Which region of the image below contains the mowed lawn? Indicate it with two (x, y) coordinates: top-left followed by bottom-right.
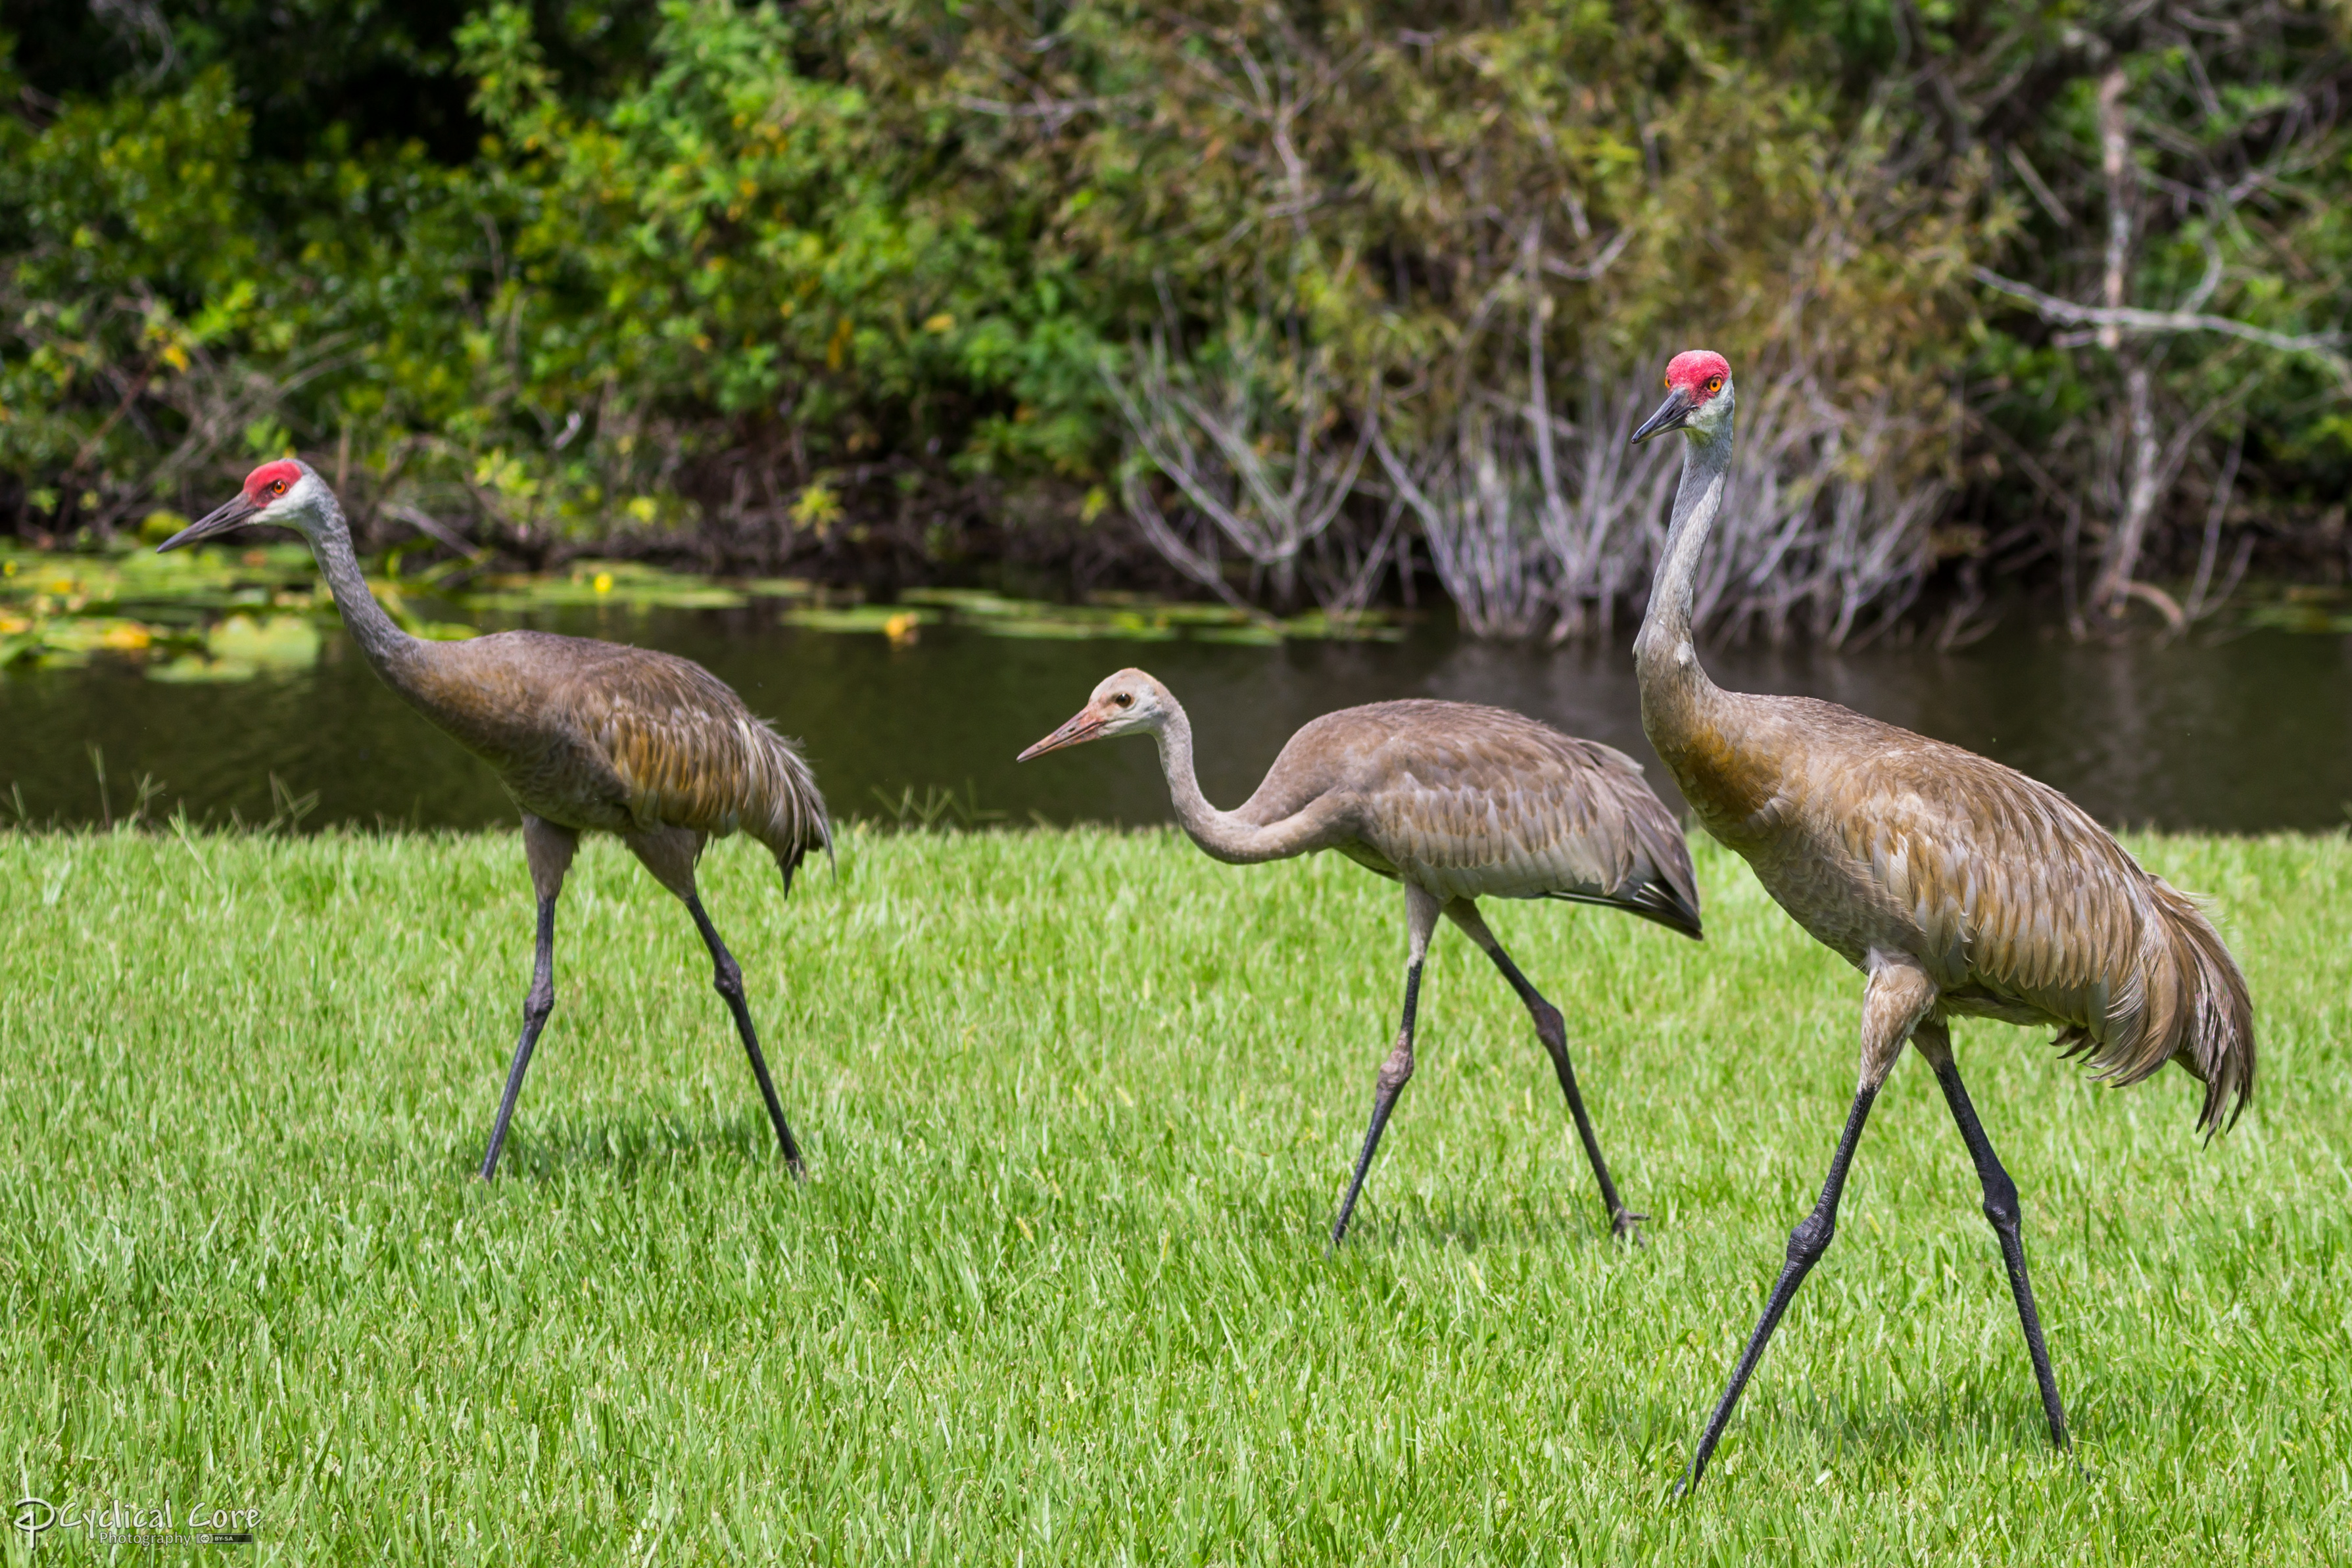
(1, 825), (2346, 1564)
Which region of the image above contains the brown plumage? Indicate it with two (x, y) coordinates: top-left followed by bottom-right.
(1019, 670), (1701, 1245)
(1629, 350), (2253, 1490)
(162, 460), (830, 1178)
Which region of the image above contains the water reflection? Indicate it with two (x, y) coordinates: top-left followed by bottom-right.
(3, 606), (2346, 834)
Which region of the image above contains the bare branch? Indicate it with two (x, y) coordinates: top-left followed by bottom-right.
(1972, 267), (2352, 389)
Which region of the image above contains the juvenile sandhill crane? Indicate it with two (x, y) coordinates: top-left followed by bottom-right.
(161, 460), (830, 1179)
(1629, 350), (2254, 1489)
(1019, 672), (1702, 1244)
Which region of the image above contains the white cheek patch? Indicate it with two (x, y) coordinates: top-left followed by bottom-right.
(260, 474), (318, 522)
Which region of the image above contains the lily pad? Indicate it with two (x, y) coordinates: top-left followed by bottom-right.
(894, 586), (1403, 643)
(975, 616), (1179, 642)
(780, 604), (942, 635)
(149, 613), (322, 682)
(463, 559), (750, 612)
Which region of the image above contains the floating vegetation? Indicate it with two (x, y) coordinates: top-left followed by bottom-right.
(1, 538), (1404, 680)
(738, 577), (815, 600)
(780, 603), (943, 637)
(2242, 586), (2352, 635)
(0, 540), (460, 677)
(149, 614), (325, 682)
(462, 559), (753, 612)
(366, 582), (479, 643)
(897, 586), (1404, 642)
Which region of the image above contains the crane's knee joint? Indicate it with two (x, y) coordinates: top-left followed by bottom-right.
(1376, 1046), (1414, 1097)
(522, 984), (554, 1028)
(1787, 1210), (1836, 1266)
(711, 959), (744, 1002)
(1980, 1170), (2021, 1233)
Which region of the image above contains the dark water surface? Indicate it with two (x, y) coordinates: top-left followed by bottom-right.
(5, 606), (2350, 834)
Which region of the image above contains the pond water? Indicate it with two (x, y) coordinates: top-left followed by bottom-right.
(5, 598), (2350, 836)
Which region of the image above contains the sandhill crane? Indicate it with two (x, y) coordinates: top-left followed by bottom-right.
(1629, 350), (2255, 1489)
(160, 460), (830, 1179)
(1018, 672), (1702, 1244)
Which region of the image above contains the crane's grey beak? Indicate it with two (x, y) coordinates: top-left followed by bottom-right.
(156, 492), (262, 553)
(1017, 705), (1109, 761)
(1631, 386), (1694, 445)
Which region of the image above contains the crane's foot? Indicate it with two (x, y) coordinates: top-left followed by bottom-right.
(1610, 1207), (1649, 1243)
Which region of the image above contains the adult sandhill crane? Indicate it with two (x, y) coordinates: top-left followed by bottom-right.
(1629, 350), (2254, 1489)
(1018, 671), (1702, 1244)
(160, 459), (830, 1179)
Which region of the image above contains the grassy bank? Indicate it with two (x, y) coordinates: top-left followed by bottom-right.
(1, 826), (2346, 1563)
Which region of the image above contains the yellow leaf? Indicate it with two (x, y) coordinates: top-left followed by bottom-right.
(789, 483), (842, 534)
(923, 313), (955, 334)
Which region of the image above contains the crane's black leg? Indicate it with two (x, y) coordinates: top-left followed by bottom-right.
(1332, 966), (1420, 1248)
(1447, 901), (1641, 1240)
(1332, 886), (1441, 1248)
(1917, 1025), (2071, 1452)
(1683, 1081), (1878, 1491)
(482, 815), (577, 1180)
(685, 893), (805, 1177)
(1681, 961), (1933, 1493)
(481, 895), (558, 1179)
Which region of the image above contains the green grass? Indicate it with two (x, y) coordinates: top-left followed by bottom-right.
(2, 826), (2347, 1563)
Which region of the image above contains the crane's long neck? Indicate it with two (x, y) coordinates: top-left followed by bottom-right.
(1633, 421), (1733, 734)
(1152, 700), (1312, 865)
(304, 496), (428, 684)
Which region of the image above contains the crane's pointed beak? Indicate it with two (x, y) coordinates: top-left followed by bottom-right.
(1017, 705), (1110, 762)
(156, 493), (262, 553)
(1631, 386), (1694, 445)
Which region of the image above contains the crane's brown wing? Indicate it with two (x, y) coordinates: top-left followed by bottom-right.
(1262, 701), (1700, 934)
(1801, 721), (2247, 1120)
(558, 645), (831, 876)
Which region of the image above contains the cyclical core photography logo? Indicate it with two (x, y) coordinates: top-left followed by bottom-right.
(14, 1494), (258, 1549)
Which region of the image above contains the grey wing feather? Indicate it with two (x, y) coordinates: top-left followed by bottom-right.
(564, 649), (833, 880)
(1295, 701), (1701, 937)
(1812, 734), (2250, 1128)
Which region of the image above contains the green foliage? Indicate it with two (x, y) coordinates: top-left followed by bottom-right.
(0, 1), (2343, 616)
(0, 825), (2345, 1558)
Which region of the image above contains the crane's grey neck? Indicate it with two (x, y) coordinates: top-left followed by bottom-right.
(303, 492), (422, 676)
(1151, 700), (1291, 864)
(1633, 419), (1733, 699)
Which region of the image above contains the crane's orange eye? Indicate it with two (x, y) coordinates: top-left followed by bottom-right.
(1707, 376), (1723, 392)
(272, 480), (286, 494)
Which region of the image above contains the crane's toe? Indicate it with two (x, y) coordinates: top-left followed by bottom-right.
(1611, 1207), (1649, 1244)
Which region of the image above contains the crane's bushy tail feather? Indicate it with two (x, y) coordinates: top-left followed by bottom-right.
(2154, 878), (2254, 1134)
(1546, 881), (1704, 939)
(1621, 789), (1704, 939)
(2057, 874), (2253, 1135)
(741, 720), (832, 895)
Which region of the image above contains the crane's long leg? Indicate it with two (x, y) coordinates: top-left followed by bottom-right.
(1681, 959), (1935, 1492)
(1332, 884), (1442, 1248)
(625, 828), (805, 1177)
(684, 893), (805, 1177)
(1445, 900), (1642, 1240)
(1913, 1022), (2071, 1452)
(481, 816), (577, 1180)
